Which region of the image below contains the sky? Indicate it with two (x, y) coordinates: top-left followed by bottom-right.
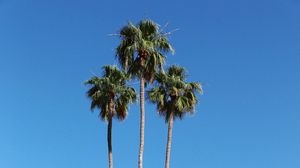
(0, 0), (300, 167)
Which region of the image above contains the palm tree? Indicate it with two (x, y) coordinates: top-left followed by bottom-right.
(85, 65), (137, 168)
(116, 19), (174, 168)
(147, 65), (202, 168)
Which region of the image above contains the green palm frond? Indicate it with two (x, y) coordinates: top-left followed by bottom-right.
(187, 82), (203, 94)
(168, 65), (186, 80)
(154, 36), (174, 54)
(138, 20), (158, 40)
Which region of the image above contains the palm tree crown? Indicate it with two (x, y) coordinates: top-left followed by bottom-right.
(116, 19), (174, 82)
(148, 65), (202, 122)
(85, 65), (137, 120)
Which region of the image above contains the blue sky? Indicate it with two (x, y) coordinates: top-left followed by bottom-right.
(1, 0), (300, 167)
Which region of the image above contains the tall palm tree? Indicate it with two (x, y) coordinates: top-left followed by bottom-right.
(85, 65), (137, 168)
(116, 19), (174, 168)
(147, 65), (202, 168)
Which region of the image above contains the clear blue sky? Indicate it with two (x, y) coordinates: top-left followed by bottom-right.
(1, 0), (300, 167)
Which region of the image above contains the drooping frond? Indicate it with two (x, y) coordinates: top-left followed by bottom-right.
(153, 35), (174, 54)
(187, 82), (203, 94)
(116, 22), (141, 71)
(115, 87), (137, 121)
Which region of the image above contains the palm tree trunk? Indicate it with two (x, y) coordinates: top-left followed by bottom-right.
(138, 76), (145, 168)
(108, 101), (113, 168)
(165, 113), (174, 168)
(108, 117), (113, 168)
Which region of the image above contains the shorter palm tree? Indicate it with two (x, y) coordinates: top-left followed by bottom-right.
(147, 65), (202, 168)
(85, 65), (137, 168)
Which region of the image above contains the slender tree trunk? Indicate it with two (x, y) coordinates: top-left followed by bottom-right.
(108, 100), (114, 168)
(165, 113), (174, 168)
(108, 117), (113, 168)
(138, 76), (145, 168)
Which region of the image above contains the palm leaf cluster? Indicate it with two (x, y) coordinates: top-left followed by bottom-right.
(85, 65), (137, 120)
(116, 20), (174, 82)
(148, 65), (202, 122)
